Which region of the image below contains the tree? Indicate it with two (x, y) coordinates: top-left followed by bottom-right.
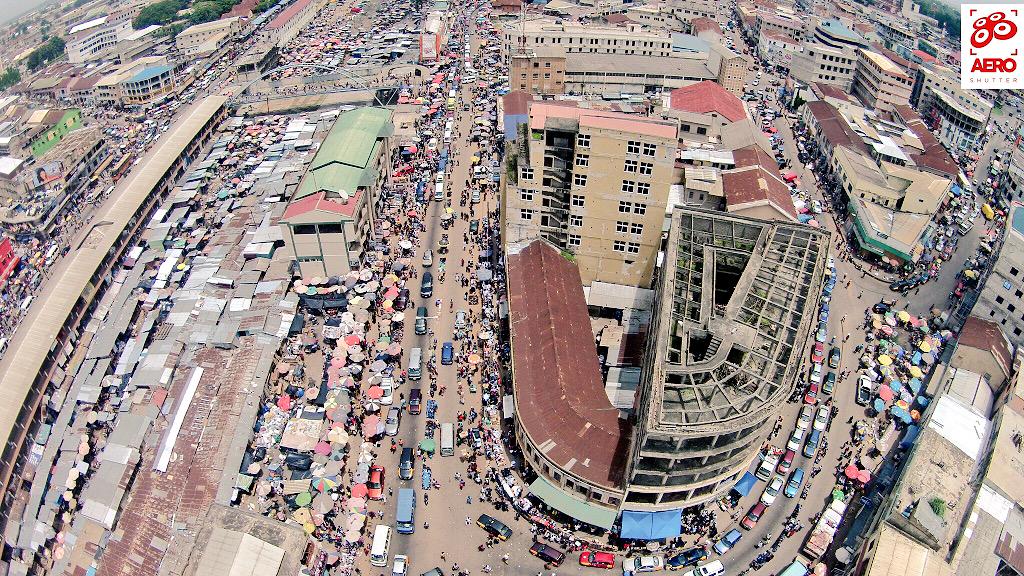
(133, 0), (188, 29)
(0, 68), (21, 91)
(26, 37), (65, 71)
(916, 0), (960, 40)
(253, 0), (277, 14)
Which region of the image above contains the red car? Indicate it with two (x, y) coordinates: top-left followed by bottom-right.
(804, 382), (819, 405)
(579, 551), (616, 569)
(777, 449), (795, 475)
(741, 502), (766, 530)
(811, 342), (825, 363)
(367, 465), (385, 500)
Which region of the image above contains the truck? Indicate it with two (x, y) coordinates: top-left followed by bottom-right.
(802, 497), (848, 559)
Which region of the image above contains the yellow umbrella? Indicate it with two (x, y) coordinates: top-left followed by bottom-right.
(909, 366), (923, 378)
(897, 310), (911, 322)
(919, 341), (932, 353)
(877, 355), (893, 366)
(304, 522), (316, 534)
(871, 318), (882, 329)
(292, 508), (313, 524)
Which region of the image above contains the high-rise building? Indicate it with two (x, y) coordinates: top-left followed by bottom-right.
(911, 65), (993, 153)
(973, 202), (1024, 348)
(504, 102), (679, 290)
(791, 18), (868, 91)
(626, 208), (829, 508)
(852, 49), (914, 112)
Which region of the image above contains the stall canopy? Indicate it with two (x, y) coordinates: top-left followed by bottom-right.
(732, 471), (758, 497)
(619, 509), (683, 540)
(528, 477), (616, 530)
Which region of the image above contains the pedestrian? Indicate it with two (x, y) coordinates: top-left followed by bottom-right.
(466, 516), (471, 525)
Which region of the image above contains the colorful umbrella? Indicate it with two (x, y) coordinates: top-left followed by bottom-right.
(897, 310), (911, 322)
(873, 398), (886, 412)
(295, 492), (313, 506)
(857, 469), (872, 483)
(367, 386), (384, 399)
(277, 395), (292, 411)
(909, 366), (923, 378)
(919, 341), (932, 353)
(314, 442), (333, 456)
(362, 415), (381, 438)
(844, 464), (860, 479)
(313, 476), (338, 492)
(419, 438), (436, 453)
(351, 484), (369, 498)
(877, 355), (893, 366)
(878, 386), (894, 402)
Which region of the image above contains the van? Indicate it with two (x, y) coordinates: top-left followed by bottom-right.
(414, 307), (428, 335)
(409, 388), (422, 414)
(756, 453), (779, 481)
(399, 447), (415, 480)
(440, 422), (455, 456)
(409, 348), (423, 380)
(420, 272), (433, 298)
(396, 488), (416, 533)
(682, 560), (725, 576)
(370, 525), (391, 566)
(803, 429), (822, 458)
(434, 182), (444, 201)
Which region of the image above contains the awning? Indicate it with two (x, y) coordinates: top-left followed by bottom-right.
(502, 394), (514, 419)
(732, 471), (758, 497)
(528, 477), (616, 529)
(619, 509), (682, 540)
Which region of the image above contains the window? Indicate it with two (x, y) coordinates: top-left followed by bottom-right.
(570, 214), (583, 227)
(639, 162), (654, 175)
(294, 224), (317, 235)
(997, 295), (1005, 304)
(696, 127), (707, 135)
(576, 154), (590, 167)
(1011, 304), (1018, 313)
(520, 209), (534, 220)
(520, 189), (534, 201)
(627, 140), (641, 154)
(573, 173), (588, 186)
(577, 133), (591, 148)
(637, 182), (651, 195)
(616, 221), (629, 233)
(543, 73), (551, 79)
(544, 61), (551, 68)
(634, 203), (647, 215)
(568, 234), (581, 247)
(624, 159), (638, 172)
(521, 166), (534, 180)
(613, 240), (627, 252)
(627, 242), (641, 254)
(319, 223), (343, 234)
(622, 180), (635, 194)
(619, 201), (632, 213)
(1013, 267), (1020, 277)
(571, 194), (585, 207)
(630, 223), (643, 235)
(642, 142), (656, 156)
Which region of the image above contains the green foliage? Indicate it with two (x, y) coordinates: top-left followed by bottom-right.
(156, 22), (188, 38)
(189, 0), (240, 24)
(0, 68), (21, 91)
(26, 37), (66, 71)
(929, 497), (947, 518)
(254, 0), (278, 13)
(916, 0), (960, 39)
(918, 39), (938, 57)
(133, 0), (188, 29)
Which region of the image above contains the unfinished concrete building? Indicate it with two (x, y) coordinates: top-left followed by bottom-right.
(625, 208), (829, 509)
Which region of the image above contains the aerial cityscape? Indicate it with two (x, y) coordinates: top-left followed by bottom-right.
(0, 0), (1014, 575)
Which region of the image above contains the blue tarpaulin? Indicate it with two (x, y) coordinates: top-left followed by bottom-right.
(732, 471), (757, 497)
(899, 424), (921, 449)
(619, 509), (682, 540)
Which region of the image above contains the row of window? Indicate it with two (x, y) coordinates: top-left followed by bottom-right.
(626, 140), (658, 157)
(613, 240), (642, 253)
(519, 211), (644, 237)
(624, 159), (654, 174)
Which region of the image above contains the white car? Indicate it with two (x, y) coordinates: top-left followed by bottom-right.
(810, 363), (823, 384)
(786, 428), (805, 452)
(761, 474), (784, 506)
(379, 377), (394, 406)
(813, 406), (830, 431)
(623, 555), (665, 573)
(422, 249), (433, 268)
(385, 407), (401, 436)
(796, 406), (813, 431)
(393, 555), (408, 576)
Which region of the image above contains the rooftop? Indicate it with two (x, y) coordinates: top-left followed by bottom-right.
(820, 17), (864, 43)
(721, 165), (798, 221)
(294, 107), (392, 200)
(860, 49), (905, 76)
(0, 156), (24, 177)
(955, 316), (1013, 382)
(128, 65), (172, 85)
(507, 239), (631, 490)
(668, 81), (747, 123)
(281, 190), (363, 222)
(529, 101), (678, 140)
(648, 209), (827, 431)
(268, 0), (312, 30)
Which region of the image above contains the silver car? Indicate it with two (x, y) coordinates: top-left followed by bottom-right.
(385, 407), (401, 436)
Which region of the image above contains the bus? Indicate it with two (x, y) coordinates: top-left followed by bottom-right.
(370, 525), (391, 567)
(396, 488), (416, 534)
(111, 154), (134, 181)
(440, 423), (455, 457)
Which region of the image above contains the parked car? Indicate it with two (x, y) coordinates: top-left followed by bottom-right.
(814, 406), (830, 431)
(777, 449), (795, 475)
(761, 474), (784, 506)
(786, 429), (805, 452)
(385, 407), (401, 436)
(367, 465), (385, 499)
(530, 543), (565, 565)
(441, 342), (454, 365)
(741, 503), (765, 530)
(804, 382), (819, 405)
(803, 429), (822, 458)
(420, 271), (434, 298)
(681, 561), (725, 576)
(665, 548), (708, 571)
(811, 342), (825, 363)
(393, 555), (408, 576)
(476, 514), (512, 540)
(395, 289), (410, 310)
(809, 363), (823, 384)
(796, 406), (813, 430)
(422, 249), (433, 268)
(856, 375), (873, 405)
(623, 556), (664, 573)
(785, 468), (805, 498)
(713, 530), (742, 555)
(579, 551), (616, 569)
(415, 307), (428, 335)
(823, 371), (837, 395)
(828, 347), (841, 369)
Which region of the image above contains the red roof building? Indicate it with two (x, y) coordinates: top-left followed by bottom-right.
(690, 17), (722, 37)
(0, 238), (20, 284)
(952, 316), (1014, 388)
(669, 81), (747, 123)
(507, 239), (630, 493)
(721, 165), (797, 222)
(281, 190), (363, 220)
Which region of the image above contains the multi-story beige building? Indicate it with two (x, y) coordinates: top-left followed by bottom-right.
(502, 20), (673, 64)
(509, 49), (566, 94)
(175, 17), (246, 58)
(505, 102), (679, 290)
(911, 64), (992, 152)
(852, 49), (913, 112)
(791, 18), (868, 91)
(974, 202), (1024, 348)
(753, 9), (806, 43)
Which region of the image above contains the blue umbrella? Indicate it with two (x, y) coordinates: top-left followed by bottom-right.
(873, 398), (886, 412)
(908, 378), (922, 394)
(889, 380), (903, 393)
